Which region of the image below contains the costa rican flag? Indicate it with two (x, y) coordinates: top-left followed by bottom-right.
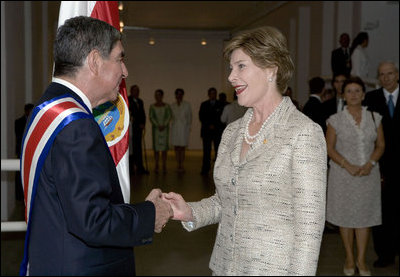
(57, 1), (131, 204)
(19, 95), (92, 276)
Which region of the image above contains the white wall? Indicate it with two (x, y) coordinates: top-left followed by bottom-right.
(124, 29), (230, 150)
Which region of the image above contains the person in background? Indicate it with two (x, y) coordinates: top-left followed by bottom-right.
(302, 76), (327, 133)
(364, 61), (399, 269)
(331, 33), (351, 76)
(283, 86), (300, 110)
(14, 103), (34, 201)
(350, 32), (372, 86)
(220, 92), (248, 126)
(326, 76), (385, 276)
(18, 16), (172, 276)
(170, 88), (192, 173)
(163, 26), (327, 275)
(218, 92), (229, 108)
(128, 84), (149, 175)
(198, 87), (224, 176)
(323, 73), (348, 122)
(149, 89), (172, 174)
(322, 88), (335, 102)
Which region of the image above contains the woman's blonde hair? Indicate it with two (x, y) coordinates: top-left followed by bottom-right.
(224, 26), (294, 94)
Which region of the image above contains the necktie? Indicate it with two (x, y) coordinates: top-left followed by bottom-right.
(337, 98), (344, 111)
(388, 94), (395, 118)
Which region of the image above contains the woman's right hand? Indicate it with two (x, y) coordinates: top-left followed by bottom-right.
(162, 192), (194, 222)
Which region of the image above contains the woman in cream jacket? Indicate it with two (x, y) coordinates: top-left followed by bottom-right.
(164, 26), (327, 276)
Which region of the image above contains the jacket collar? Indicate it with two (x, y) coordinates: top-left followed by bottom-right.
(230, 96), (296, 167)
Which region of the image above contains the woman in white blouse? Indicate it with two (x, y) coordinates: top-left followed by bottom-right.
(170, 88), (192, 172)
(163, 26), (327, 275)
(350, 32), (369, 79)
(350, 32), (376, 89)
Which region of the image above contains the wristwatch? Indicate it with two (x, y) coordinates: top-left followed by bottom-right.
(369, 160), (377, 166)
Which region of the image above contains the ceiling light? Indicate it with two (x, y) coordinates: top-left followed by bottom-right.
(149, 38), (155, 46)
(118, 2), (123, 11)
(201, 38), (207, 46)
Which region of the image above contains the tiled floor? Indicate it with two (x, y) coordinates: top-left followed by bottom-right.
(2, 150), (399, 276)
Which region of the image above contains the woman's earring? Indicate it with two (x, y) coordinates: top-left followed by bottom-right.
(268, 77), (273, 82)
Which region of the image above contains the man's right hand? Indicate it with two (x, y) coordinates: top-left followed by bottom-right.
(145, 189), (173, 233)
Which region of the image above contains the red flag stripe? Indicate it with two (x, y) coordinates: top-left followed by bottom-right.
(91, 1), (119, 30)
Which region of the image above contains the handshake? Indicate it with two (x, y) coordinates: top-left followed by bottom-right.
(145, 189), (194, 233)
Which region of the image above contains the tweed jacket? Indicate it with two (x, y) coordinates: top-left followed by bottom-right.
(183, 97), (327, 275)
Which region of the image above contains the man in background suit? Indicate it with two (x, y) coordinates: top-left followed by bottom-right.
(331, 33), (351, 76)
(19, 16), (172, 275)
(128, 84), (149, 175)
(14, 103), (33, 201)
(303, 76), (327, 133)
(199, 87), (224, 175)
(322, 73), (347, 122)
(364, 61), (399, 268)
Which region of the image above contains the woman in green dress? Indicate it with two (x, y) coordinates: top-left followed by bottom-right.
(149, 89), (172, 173)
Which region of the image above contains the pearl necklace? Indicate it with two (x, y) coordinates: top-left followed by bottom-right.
(244, 110), (271, 145)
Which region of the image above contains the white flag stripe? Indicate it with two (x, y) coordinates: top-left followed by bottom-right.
(57, 1), (96, 27)
(116, 151), (130, 203)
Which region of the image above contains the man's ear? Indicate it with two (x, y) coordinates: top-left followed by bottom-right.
(87, 49), (101, 75)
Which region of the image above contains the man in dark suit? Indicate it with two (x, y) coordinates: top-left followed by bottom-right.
(14, 103), (33, 201)
(364, 61), (399, 268)
(199, 87), (224, 175)
(19, 16), (172, 276)
(302, 77), (327, 133)
(128, 84), (149, 175)
(322, 73), (347, 122)
(331, 33), (351, 76)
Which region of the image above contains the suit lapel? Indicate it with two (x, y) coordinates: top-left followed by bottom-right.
(230, 110), (247, 167)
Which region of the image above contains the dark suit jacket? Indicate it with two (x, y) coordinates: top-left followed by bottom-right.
(302, 96), (326, 133)
(129, 96), (146, 130)
(199, 99), (224, 138)
(26, 82), (155, 276)
(322, 96), (346, 123)
(331, 47), (351, 76)
(363, 88), (400, 182)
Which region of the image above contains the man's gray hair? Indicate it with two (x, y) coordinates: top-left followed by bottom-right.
(54, 16), (122, 78)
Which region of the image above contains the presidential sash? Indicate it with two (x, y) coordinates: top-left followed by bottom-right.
(19, 94), (92, 276)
